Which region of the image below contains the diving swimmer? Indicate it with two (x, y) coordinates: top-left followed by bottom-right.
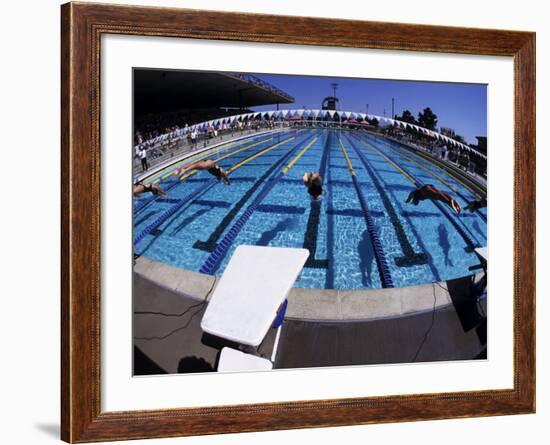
(175, 159), (230, 185)
(464, 197), (487, 212)
(303, 171), (323, 200)
(133, 181), (167, 197)
(406, 184), (461, 214)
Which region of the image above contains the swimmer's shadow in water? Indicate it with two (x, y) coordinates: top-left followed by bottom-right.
(394, 252), (430, 267)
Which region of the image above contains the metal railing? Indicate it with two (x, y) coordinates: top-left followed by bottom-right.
(134, 109), (487, 177)
(133, 121), (289, 176)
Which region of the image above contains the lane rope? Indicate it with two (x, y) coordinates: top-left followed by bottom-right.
(364, 133), (487, 222)
(351, 133), (480, 251)
(199, 134), (318, 275)
(338, 137), (394, 288)
(134, 135), (300, 247)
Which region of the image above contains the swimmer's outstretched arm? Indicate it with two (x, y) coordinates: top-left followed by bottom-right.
(174, 160), (207, 177)
(175, 163), (195, 174)
(435, 189), (452, 202)
(152, 185), (167, 197)
(184, 161), (202, 170)
(434, 191), (461, 214)
(220, 169), (231, 185)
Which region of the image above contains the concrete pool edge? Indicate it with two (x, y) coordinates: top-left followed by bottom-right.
(134, 257), (484, 322)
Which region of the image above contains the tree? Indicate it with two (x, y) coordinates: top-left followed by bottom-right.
(417, 107), (438, 130)
(453, 134), (466, 144)
(398, 109), (417, 125)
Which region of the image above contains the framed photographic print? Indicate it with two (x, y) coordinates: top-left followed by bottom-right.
(61, 2), (535, 442)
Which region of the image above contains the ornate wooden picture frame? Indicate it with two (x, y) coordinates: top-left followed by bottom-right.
(61, 2), (535, 442)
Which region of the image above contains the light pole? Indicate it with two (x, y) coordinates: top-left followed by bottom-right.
(331, 83), (338, 105)
(330, 83), (339, 128)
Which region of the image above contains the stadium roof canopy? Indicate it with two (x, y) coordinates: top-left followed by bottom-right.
(134, 69), (295, 116)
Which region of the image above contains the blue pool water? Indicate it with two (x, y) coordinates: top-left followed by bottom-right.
(134, 129), (487, 290)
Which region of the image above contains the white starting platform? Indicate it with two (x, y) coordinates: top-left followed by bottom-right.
(475, 247), (488, 262)
(217, 347), (273, 372)
(475, 246), (488, 270)
(201, 245), (309, 348)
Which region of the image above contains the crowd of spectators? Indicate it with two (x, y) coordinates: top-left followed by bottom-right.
(379, 125), (487, 179)
(134, 109), (242, 145)
(133, 116), (283, 172)
(134, 111), (487, 180)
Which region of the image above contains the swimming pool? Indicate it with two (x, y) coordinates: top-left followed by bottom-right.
(133, 128), (487, 290)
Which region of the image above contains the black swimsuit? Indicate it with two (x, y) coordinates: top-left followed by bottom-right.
(142, 183), (161, 196)
(207, 166), (222, 179)
(308, 182), (323, 199)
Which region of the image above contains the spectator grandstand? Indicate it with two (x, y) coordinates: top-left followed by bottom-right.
(133, 69), (295, 173)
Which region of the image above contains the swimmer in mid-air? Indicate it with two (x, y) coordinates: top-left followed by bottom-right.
(133, 181), (167, 197)
(464, 196), (487, 212)
(406, 184), (461, 214)
(303, 171), (323, 200)
(175, 159), (230, 185)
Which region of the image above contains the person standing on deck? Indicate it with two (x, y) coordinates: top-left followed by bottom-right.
(138, 146), (149, 172)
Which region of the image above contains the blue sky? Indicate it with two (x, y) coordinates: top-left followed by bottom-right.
(250, 73), (487, 145)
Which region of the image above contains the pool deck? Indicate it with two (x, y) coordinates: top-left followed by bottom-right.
(133, 257), (487, 374)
